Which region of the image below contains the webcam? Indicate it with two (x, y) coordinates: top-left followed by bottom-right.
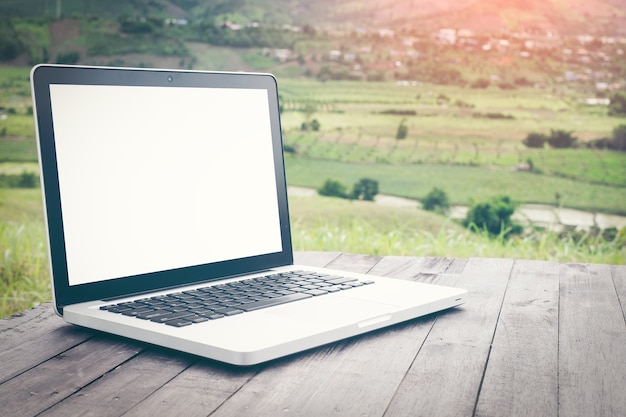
(167, 75), (173, 83)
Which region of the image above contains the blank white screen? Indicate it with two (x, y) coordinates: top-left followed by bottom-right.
(50, 84), (283, 286)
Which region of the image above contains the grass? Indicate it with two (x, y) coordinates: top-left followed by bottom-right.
(285, 157), (626, 215)
(0, 221), (50, 318)
(2, 190), (623, 319)
(0, 188), (48, 318)
(1, 71), (625, 318)
(289, 194), (626, 264)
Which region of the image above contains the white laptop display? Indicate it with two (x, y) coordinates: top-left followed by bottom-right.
(31, 64), (466, 366)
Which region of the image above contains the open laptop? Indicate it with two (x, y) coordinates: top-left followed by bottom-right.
(30, 64), (466, 366)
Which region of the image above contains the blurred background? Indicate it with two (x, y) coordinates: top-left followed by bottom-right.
(1, 0), (625, 317)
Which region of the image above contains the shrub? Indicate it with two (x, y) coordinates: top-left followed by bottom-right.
(318, 179), (348, 199)
(608, 91), (626, 116)
(422, 187), (449, 214)
(610, 124), (626, 151)
(463, 195), (522, 237)
(301, 118), (321, 131)
(471, 78), (490, 89)
(351, 178), (379, 201)
(0, 172), (39, 188)
(523, 132), (548, 148)
(55, 51), (80, 64)
(396, 119), (408, 140)
(547, 129), (577, 149)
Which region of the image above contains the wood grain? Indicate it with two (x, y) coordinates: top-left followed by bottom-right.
(558, 263), (626, 417)
(383, 257), (514, 417)
(0, 336), (143, 416)
(474, 259), (560, 417)
(611, 265), (626, 323)
(1, 253), (624, 417)
(0, 303), (93, 384)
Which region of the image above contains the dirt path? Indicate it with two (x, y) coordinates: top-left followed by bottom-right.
(288, 186), (626, 231)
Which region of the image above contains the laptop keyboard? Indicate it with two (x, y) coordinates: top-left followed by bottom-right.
(100, 271), (374, 327)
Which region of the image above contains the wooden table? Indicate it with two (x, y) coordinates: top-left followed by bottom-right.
(2, 252), (625, 417)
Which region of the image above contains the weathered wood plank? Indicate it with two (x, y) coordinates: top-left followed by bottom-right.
(364, 255), (454, 279)
(39, 350), (193, 417)
(474, 259), (560, 417)
(293, 250), (342, 267)
(205, 254), (439, 417)
(0, 336), (143, 416)
(0, 303), (93, 384)
(558, 263), (626, 417)
(383, 257), (514, 417)
(611, 265), (626, 323)
(324, 252), (384, 274)
(121, 360), (258, 417)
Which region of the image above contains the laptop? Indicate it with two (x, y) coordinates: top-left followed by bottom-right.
(30, 64), (466, 366)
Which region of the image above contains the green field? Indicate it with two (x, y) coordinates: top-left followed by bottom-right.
(1, 67), (626, 319)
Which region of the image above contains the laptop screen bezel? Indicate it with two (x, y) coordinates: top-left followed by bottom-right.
(31, 64), (294, 312)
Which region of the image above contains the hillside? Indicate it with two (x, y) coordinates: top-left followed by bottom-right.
(0, 0), (624, 35)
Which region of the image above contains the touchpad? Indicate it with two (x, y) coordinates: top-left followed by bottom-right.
(267, 294), (402, 326)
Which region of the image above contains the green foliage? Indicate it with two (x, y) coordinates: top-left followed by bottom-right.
(422, 187), (449, 214)
(587, 124), (626, 151)
(351, 178), (379, 201)
(547, 129), (578, 149)
(0, 18), (25, 60)
(463, 195), (523, 238)
(610, 124), (626, 151)
(0, 222), (49, 318)
(318, 178), (348, 199)
(300, 118), (320, 131)
(0, 171), (39, 188)
(608, 91), (626, 116)
(395, 119), (408, 140)
(119, 17), (163, 34)
(523, 132), (548, 148)
(55, 51), (80, 64)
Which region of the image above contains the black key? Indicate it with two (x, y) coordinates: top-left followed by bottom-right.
(325, 276), (358, 285)
(163, 319), (193, 327)
(121, 307), (155, 317)
(212, 307), (244, 316)
(137, 309), (173, 320)
(239, 292), (312, 312)
(151, 311), (194, 323)
(304, 289), (328, 296)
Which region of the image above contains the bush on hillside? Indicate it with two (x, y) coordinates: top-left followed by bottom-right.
(396, 119), (408, 139)
(608, 91), (626, 116)
(351, 178), (379, 201)
(547, 129), (578, 149)
(462, 195), (523, 238)
(587, 125), (626, 151)
(523, 132), (548, 148)
(318, 178), (348, 199)
(422, 187), (450, 214)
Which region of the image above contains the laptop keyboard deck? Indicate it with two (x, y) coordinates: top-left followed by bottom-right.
(101, 271), (374, 327)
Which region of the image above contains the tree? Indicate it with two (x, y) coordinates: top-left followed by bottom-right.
(318, 179), (348, 199)
(547, 129), (577, 149)
(422, 187), (449, 214)
(351, 178), (379, 201)
(523, 132), (548, 148)
(396, 119), (408, 140)
(610, 124), (626, 151)
(608, 91), (626, 117)
(462, 195), (522, 237)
